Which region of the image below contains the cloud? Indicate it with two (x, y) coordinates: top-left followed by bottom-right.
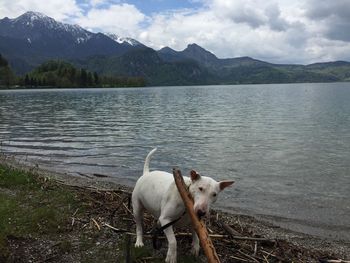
(305, 0), (350, 42)
(136, 1), (314, 64)
(305, 0), (350, 20)
(209, 0), (267, 28)
(0, 0), (82, 21)
(74, 3), (146, 36)
(265, 4), (289, 32)
(1, 0), (350, 64)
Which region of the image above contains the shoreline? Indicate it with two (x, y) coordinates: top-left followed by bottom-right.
(1, 81), (350, 91)
(1, 154), (349, 260)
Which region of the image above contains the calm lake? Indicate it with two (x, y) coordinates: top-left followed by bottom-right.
(0, 83), (349, 240)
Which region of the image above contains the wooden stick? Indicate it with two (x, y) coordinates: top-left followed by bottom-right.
(218, 221), (276, 242)
(216, 220), (241, 236)
(173, 167), (221, 263)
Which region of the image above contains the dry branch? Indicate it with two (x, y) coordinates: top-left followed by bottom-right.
(173, 167), (221, 263)
(218, 220), (276, 243)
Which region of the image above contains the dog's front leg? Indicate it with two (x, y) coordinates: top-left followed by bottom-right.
(159, 217), (177, 263)
(191, 229), (200, 256)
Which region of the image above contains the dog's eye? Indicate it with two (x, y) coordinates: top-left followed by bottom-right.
(213, 193), (217, 197)
(198, 187), (203, 191)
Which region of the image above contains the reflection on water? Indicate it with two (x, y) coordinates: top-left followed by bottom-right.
(1, 83), (350, 240)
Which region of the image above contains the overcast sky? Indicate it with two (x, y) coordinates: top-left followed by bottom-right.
(1, 0), (350, 64)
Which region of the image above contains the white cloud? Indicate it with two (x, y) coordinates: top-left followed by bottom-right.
(74, 3), (146, 37)
(0, 0), (82, 21)
(90, 0), (105, 7)
(135, 1), (314, 63)
(1, 0), (350, 64)
(135, 0), (350, 64)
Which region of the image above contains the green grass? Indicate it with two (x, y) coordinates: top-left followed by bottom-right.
(0, 164), (200, 262)
(0, 164), (82, 259)
(117, 241), (198, 263)
(0, 165), (38, 189)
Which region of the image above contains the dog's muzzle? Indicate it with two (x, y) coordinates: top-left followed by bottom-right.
(196, 209), (206, 219)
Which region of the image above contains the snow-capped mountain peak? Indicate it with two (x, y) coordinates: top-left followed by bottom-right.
(3, 11), (93, 44)
(0, 11), (143, 74)
(14, 11), (55, 27)
(18, 11), (46, 20)
(106, 33), (142, 46)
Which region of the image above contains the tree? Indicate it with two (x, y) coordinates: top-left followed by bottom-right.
(0, 54), (9, 67)
(93, 72), (99, 85)
(80, 68), (87, 86)
(24, 74), (30, 86)
(87, 72), (93, 86)
(0, 54), (15, 86)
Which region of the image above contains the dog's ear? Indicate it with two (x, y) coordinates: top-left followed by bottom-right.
(219, 180), (234, 191)
(190, 170), (201, 181)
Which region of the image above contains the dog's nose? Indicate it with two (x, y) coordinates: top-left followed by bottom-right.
(196, 209), (206, 219)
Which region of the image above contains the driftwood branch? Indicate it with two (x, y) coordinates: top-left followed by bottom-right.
(217, 220), (276, 243)
(173, 167), (221, 263)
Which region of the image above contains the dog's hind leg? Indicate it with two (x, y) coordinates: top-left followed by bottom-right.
(132, 196), (144, 247)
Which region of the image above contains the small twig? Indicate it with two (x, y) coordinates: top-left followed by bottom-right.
(237, 218), (244, 232)
(91, 218), (101, 230)
(253, 241), (258, 256)
(104, 223), (128, 233)
(262, 250), (282, 260)
(72, 208), (79, 217)
(262, 254), (270, 263)
(123, 203), (133, 215)
(230, 255), (249, 262)
(237, 250), (260, 263)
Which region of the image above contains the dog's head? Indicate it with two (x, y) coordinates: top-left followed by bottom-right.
(188, 170), (234, 219)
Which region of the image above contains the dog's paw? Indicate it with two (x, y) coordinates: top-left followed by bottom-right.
(191, 244), (200, 257)
(135, 240), (144, 247)
(165, 252), (177, 263)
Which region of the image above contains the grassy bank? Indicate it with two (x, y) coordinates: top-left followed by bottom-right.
(0, 163), (198, 262)
(0, 164), (124, 262)
(0, 162), (348, 262)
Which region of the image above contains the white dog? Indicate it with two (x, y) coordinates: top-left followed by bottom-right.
(132, 148), (234, 263)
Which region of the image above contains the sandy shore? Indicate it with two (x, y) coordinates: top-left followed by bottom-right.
(1, 153), (349, 261)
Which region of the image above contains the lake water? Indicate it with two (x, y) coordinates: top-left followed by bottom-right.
(0, 83), (349, 240)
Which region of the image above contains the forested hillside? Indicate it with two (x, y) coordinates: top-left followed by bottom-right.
(0, 57), (145, 88)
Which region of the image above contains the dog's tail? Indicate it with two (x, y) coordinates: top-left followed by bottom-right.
(143, 148), (157, 175)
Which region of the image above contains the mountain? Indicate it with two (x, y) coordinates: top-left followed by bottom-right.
(1, 11), (350, 86)
(157, 44), (350, 84)
(74, 47), (215, 86)
(158, 44), (220, 68)
(106, 33), (143, 47)
(0, 11), (139, 74)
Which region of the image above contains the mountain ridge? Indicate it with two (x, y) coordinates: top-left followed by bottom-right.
(1, 11), (350, 85)
(0, 11), (140, 74)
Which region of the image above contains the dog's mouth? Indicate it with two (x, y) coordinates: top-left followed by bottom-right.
(196, 210), (207, 219)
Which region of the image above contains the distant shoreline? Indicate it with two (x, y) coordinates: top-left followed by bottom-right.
(0, 85), (145, 90)
(1, 80), (350, 90)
